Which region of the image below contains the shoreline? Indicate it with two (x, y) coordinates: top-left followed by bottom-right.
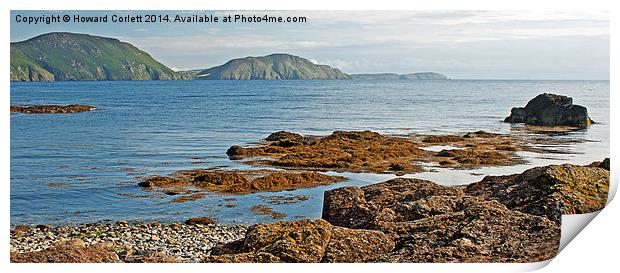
(11, 159), (610, 263)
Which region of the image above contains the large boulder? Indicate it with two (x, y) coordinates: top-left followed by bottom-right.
(465, 163), (609, 223)
(504, 93), (593, 127)
(321, 177), (560, 262)
(322, 178), (464, 229)
(206, 219), (394, 263)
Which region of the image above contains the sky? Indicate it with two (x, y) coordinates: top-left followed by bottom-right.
(10, 10), (610, 80)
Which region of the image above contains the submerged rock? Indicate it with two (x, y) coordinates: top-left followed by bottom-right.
(504, 93), (593, 127)
(10, 104), (95, 114)
(465, 163), (609, 223)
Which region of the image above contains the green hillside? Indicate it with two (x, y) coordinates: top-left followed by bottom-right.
(10, 32), (185, 81)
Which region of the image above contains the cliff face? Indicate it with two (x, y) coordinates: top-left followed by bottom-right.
(194, 54), (350, 80)
(10, 32), (185, 81)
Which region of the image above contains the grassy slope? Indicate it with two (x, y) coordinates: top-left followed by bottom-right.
(10, 32), (184, 81)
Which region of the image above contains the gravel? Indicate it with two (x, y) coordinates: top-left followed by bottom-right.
(11, 221), (247, 262)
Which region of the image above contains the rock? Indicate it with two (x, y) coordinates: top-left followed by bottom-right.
(322, 178), (463, 229)
(265, 131), (303, 142)
(125, 251), (178, 263)
(321, 227), (394, 262)
(10, 104), (95, 114)
(140, 169), (346, 195)
(36, 224), (53, 232)
(373, 196), (559, 262)
(321, 177), (560, 262)
(206, 219), (394, 263)
(13, 225), (32, 232)
(185, 217), (217, 226)
(206, 252), (281, 263)
(596, 158), (610, 171)
(241, 219), (332, 262)
(228, 130), (529, 173)
(504, 93), (593, 127)
(465, 163), (609, 223)
(10, 243), (119, 263)
(115, 220), (128, 226)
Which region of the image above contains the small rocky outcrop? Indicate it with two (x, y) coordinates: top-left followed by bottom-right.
(504, 93), (593, 127)
(205, 219), (395, 263)
(226, 130), (529, 174)
(10, 104), (95, 114)
(464, 163), (610, 223)
(138, 169), (346, 197)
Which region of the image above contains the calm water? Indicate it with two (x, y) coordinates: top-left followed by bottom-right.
(10, 80), (610, 226)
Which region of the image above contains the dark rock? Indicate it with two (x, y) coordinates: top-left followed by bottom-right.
(185, 217), (217, 225)
(598, 158), (610, 171)
(465, 164), (609, 223)
(265, 131), (304, 142)
(36, 224), (53, 232)
(504, 93), (593, 127)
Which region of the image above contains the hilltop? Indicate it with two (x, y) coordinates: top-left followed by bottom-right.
(10, 32), (185, 81)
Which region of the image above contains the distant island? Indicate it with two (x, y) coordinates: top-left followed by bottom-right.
(192, 54), (350, 80)
(10, 32), (447, 82)
(350, 72), (448, 80)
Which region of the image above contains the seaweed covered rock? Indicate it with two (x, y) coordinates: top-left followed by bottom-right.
(321, 177), (561, 262)
(205, 219), (394, 263)
(504, 93), (593, 127)
(10, 239), (119, 263)
(465, 163), (610, 222)
(322, 178), (464, 229)
(10, 104), (95, 114)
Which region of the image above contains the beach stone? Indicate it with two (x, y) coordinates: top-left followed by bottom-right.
(13, 225), (32, 233)
(36, 224), (53, 232)
(504, 93), (593, 127)
(465, 163), (609, 222)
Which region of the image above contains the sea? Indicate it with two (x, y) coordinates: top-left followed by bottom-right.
(10, 80), (610, 226)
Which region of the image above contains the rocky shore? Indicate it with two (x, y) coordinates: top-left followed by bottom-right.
(12, 159), (609, 263)
(10, 104), (95, 114)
